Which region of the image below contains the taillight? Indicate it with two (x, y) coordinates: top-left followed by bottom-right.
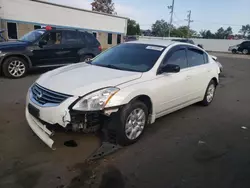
(98, 46), (102, 52)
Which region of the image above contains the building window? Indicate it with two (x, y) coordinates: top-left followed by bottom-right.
(93, 32), (97, 38)
(34, 25), (42, 30)
(7, 22), (17, 39)
(117, 34), (121, 44)
(108, 33), (112, 44)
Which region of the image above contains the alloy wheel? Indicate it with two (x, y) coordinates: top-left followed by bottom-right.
(8, 60), (26, 77)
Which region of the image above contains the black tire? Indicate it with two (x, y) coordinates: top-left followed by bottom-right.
(200, 80), (216, 106)
(117, 101), (148, 146)
(104, 101), (148, 146)
(242, 49), (249, 55)
(232, 49), (237, 54)
(80, 55), (93, 62)
(2, 56), (28, 78)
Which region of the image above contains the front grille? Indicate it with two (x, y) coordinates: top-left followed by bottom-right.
(31, 84), (72, 106)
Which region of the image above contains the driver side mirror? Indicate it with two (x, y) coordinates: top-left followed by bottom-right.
(39, 40), (47, 47)
(160, 64), (180, 74)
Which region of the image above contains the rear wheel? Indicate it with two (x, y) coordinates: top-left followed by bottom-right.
(2, 56), (28, 78)
(242, 49), (249, 55)
(80, 55), (93, 62)
(201, 80), (216, 106)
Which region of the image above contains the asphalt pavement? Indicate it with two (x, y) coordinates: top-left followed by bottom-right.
(0, 55), (250, 188)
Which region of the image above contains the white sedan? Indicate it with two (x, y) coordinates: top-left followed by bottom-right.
(25, 40), (220, 149)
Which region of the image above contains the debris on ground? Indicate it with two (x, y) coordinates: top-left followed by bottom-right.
(64, 140), (78, 147)
(241, 126), (248, 130)
(194, 140), (228, 162)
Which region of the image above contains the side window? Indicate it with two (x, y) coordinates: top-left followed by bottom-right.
(34, 25), (41, 30)
(117, 34), (121, 44)
(187, 48), (205, 67)
(7, 22), (17, 39)
(108, 33), (112, 44)
(81, 32), (100, 46)
(164, 49), (188, 69)
(42, 31), (62, 45)
(62, 31), (79, 44)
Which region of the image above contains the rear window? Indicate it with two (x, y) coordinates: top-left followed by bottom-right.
(91, 43), (165, 72)
(80, 31), (100, 46)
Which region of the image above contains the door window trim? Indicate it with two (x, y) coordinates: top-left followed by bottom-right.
(186, 47), (207, 67)
(41, 31), (63, 46)
(157, 45), (188, 75)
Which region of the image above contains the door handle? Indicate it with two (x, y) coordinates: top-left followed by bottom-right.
(186, 75), (192, 80)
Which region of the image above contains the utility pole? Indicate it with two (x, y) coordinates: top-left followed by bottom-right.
(168, 0), (175, 38)
(185, 10), (193, 38)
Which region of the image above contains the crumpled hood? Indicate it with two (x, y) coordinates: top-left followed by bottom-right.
(37, 63), (142, 96)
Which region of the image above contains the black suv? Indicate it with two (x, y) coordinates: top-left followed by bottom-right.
(0, 28), (102, 78)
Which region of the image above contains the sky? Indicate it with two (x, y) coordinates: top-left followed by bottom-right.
(47, 0), (250, 34)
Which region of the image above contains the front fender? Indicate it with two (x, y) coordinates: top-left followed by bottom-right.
(105, 87), (156, 116)
(0, 52), (32, 68)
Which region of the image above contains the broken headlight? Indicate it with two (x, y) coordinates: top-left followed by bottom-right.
(72, 87), (120, 111)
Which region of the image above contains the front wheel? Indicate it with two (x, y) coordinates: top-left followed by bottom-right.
(232, 49), (237, 54)
(2, 56), (28, 78)
(116, 101), (148, 146)
(201, 80), (216, 106)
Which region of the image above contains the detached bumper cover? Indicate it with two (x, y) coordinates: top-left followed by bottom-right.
(25, 108), (55, 149)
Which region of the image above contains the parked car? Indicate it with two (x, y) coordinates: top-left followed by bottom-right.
(124, 36), (137, 42)
(228, 41), (250, 54)
(171, 38), (204, 50)
(0, 28), (102, 78)
(25, 40), (219, 149)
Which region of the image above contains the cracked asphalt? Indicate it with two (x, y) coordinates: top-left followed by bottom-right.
(0, 54), (250, 188)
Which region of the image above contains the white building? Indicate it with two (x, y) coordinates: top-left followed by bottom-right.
(0, 0), (128, 48)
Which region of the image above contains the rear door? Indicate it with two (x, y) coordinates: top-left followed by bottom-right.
(186, 47), (211, 100)
(61, 30), (82, 63)
(80, 32), (101, 57)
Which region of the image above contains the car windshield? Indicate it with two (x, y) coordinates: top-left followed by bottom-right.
(19, 30), (45, 42)
(91, 43), (165, 72)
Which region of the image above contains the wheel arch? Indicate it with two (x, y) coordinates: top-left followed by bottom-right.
(1, 54), (32, 69)
(211, 77), (218, 86)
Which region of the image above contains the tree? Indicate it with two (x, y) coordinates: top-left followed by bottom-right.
(151, 20), (170, 37)
(224, 27), (233, 39)
(91, 0), (115, 14)
(127, 19), (141, 35)
(199, 30), (215, 39)
(239, 25), (250, 38)
(215, 27), (225, 39)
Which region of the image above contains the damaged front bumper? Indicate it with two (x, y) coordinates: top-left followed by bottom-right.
(25, 107), (55, 149)
(26, 93), (120, 149)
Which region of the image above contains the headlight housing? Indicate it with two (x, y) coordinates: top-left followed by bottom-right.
(72, 87), (120, 111)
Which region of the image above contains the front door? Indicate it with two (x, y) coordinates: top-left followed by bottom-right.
(31, 31), (65, 66)
(153, 46), (191, 116)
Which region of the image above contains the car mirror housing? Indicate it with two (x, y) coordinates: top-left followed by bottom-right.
(160, 64), (180, 74)
(39, 40), (47, 47)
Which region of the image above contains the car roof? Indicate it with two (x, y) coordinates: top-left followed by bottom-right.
(127, 39), (175, 47)
(127, 39), (196, 47)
